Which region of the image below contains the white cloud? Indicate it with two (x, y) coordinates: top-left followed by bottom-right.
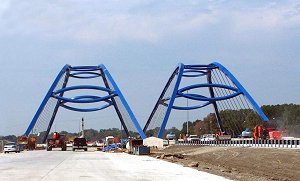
(230, 1), (300, 32)
(0, 1), (218, 43)
(0, 1), (299, 44)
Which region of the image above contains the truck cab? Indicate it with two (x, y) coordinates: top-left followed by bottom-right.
(105, 136), (114, 146)
(72, 137), (88, 151)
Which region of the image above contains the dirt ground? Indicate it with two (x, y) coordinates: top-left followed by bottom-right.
(150, 145), (300, 181)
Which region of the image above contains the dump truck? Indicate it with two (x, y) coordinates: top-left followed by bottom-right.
(27, 136), (37, 150)
(17, 135), (36, 150)
(46, 132), (67, 151)
(253, 125), (287, 140)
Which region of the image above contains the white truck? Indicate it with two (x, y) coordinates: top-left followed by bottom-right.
(105, 136), (114, 146)
(200, 134), (216, 141)
(187, 135), (200, 142)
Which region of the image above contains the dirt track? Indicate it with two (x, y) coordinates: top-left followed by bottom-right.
(151, 145), (300, 181)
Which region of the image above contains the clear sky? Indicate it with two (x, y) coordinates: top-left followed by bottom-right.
(0, 0), (299, 136)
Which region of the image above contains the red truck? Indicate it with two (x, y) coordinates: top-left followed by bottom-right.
(46, 132), (67, 151)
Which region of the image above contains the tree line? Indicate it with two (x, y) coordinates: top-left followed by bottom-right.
(149, 103), (300, 138)
(192, 104), (300, 137)
(1, 104), (300, 143)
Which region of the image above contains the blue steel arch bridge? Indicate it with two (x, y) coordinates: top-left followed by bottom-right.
(24, 64), (146, 143)
(143, 62), (269, 138)
(24, 62), (269, 141)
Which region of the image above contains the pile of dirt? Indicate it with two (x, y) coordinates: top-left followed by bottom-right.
(151, 145), (300, 181)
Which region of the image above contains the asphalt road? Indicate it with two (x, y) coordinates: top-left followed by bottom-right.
(0, 149), (231, 181)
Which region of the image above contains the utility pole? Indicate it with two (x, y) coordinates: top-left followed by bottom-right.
(186, 90), (189, 136)
(0, 140), (3, 153)
(120, 122), (123, 141)
(81, 117), (85, 138)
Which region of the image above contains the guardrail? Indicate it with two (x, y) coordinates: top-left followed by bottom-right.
(177, 139), (300, 149)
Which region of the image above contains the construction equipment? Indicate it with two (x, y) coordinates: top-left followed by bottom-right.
(72, 137), (87, 151)
(17, 135), (36, 150)
(46, 132), (67, 151)
(27, 136), (37, 150)
(253, 125), (287, 140)
(105, 136), (114, 146)
(216, 132), (232, 141)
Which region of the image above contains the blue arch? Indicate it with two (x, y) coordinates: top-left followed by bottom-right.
(144, 62), (269, 138)
(24, 64), (146, 141)
(211, 62), (269, 121)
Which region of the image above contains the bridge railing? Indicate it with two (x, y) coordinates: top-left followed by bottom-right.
(176, 139), (300, 149)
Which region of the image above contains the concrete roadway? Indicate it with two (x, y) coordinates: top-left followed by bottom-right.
(0, 149), (231, 181)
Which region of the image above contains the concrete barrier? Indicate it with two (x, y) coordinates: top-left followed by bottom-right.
(176, 138), (300, 149)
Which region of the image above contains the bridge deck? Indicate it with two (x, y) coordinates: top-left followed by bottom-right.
(0, 149), (230, 181)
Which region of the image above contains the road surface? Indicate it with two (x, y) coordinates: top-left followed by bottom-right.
(0, 149), (231, 181)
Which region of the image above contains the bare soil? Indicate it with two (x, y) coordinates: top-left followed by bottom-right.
(150, 145), (300, 181)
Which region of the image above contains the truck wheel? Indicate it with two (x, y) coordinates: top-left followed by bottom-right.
(47, 147), (52, 151)
(84, 148), (87, 151)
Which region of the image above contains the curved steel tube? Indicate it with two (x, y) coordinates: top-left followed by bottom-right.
(69, 66), (100, 71)
(182, 70), (207, 77)
(54, 85), (112, 95)
(70, 72), (101, 79)
(179, 83), (238, 93)
(52, 93), (117, 103)
(61, 102), (112, 112)
(170, 102), (211, 110)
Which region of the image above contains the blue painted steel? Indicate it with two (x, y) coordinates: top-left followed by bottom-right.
(53, 93), (116, 103)
(42, 70), (70, 143)
(211, 62), (269, 121)
(178, 91), (241, 102)
(171, 102), (211, 110)
(71, 95), (109, 100)
(99, 68), (130, 136)
(99, 64), (146, 139)
(177, 84), (241, 102)
(70, 71), (101, 79)
(25, 64), (147, 140)
(179, 83), (238, 92)
(146, 62), (269, 138)
(143, 67), (180, 133)
(184, 64), (217, 70)
(157, 63), (185, 138)
(54, 85), (112, 94)
(182, 70), (207, 77)
(61, 102), (112, 112)
(70, 66), (100, 71)
(24, 64), (70, 136)
(53, 85), (115, 104)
